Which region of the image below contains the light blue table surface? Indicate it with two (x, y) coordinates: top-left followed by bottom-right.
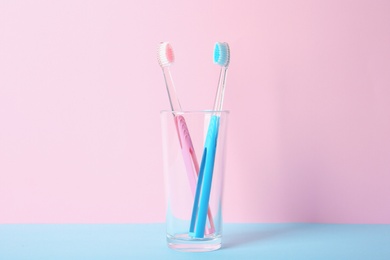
(1, 223), (389, 259)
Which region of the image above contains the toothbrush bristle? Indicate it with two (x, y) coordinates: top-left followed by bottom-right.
(213, 42), (230, 67)
(166, 44), (174, 63)
(158, 42), (175, 67)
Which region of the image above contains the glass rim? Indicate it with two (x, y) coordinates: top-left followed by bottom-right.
(160, 110), (230, 115)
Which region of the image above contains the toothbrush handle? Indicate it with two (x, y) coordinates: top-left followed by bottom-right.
(175, 115), (215, 235)
(175, 115), (198, 193)
(190, 115), (219, 238)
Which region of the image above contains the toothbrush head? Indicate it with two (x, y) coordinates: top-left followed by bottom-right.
(213, 42), (230, 67)
(158, 42), (175, 67)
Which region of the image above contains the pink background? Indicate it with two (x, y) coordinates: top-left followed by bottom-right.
(1, 0), (389, 224)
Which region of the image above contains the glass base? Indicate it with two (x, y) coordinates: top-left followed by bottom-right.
(167, 233), (222, 252)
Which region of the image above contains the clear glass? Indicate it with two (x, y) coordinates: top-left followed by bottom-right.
(160, 110), (229, 252)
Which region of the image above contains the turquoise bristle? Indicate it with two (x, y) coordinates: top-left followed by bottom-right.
(213, 42), (230, 67)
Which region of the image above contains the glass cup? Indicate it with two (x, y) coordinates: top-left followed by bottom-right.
(160, 110), (229, 252)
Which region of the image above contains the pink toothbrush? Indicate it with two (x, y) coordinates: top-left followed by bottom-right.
(158, 42), (215, 234)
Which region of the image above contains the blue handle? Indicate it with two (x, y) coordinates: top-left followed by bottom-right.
(189, 115), (220, 238)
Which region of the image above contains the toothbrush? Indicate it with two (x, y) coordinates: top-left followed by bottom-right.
(158, 42), (215, 234)
(190, 42), (230, 238)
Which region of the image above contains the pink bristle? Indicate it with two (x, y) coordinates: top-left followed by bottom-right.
(166, 44), (175, 63)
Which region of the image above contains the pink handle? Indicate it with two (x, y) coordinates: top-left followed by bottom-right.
(174, 115), (215, 235)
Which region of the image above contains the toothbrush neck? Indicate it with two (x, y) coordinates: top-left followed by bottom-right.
(162, 67), (182, 112)
(213, 67), (228, 112)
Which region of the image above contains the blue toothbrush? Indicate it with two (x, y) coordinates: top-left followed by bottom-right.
(190, 42), (230, 238)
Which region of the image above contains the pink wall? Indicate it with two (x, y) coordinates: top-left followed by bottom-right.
(1, 0), (389, 224)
